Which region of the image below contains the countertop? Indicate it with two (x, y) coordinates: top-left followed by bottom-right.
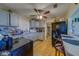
(22, 32), (45, 41)
(11, 38), (31, 51)
(11, 32), (44, 51)
(12, 32), (45, 41)
(61, 34), (79, 56)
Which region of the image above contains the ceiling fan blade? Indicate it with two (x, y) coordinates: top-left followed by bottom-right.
(74, 3), (78, 5)
(43, 16), (48, 18)
(34, 8), (38, 12)
(38, 9), (44, 13)
(44, 11), (50, 14)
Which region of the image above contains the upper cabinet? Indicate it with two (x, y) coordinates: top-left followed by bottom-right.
(30, 19), (45, 28)
(0, 10), (19, 26)
(0, 10), (9, 25)
(11, 13), (19, 26)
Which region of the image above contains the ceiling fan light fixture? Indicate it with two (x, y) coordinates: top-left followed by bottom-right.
(37, 15), (43, 19)
(39, 15), (43, 19)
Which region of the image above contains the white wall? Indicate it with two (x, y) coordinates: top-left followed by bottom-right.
(67, 4), (79, 34)
(18, 16), (29, 31)
(67, 4), (79, 17)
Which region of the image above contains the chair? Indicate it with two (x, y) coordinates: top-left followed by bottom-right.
(54, 39), (64, 56)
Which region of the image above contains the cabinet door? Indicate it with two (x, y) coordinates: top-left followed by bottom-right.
(0, 10), (9, 25)
(11, 13), (19, 26)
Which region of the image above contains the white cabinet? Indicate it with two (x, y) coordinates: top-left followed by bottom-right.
(0, 10), (9, 25)
(30, 19), (45, 28)
(11, 13), (19, 26)
(0, 10), (19, 26)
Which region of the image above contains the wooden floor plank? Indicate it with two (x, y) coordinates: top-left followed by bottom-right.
(33, 36), (64, 56)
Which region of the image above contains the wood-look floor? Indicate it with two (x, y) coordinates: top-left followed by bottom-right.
(33, 36), (64, 56)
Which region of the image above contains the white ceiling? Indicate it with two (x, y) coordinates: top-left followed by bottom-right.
(0, 3), (71, 18)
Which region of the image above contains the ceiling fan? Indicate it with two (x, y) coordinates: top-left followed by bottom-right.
(33, 8), (50, 19)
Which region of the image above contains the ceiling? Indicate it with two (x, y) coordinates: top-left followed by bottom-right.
(0, 3), (72, 18)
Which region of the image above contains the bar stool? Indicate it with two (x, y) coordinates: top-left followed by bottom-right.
(55, 40), (64, 56)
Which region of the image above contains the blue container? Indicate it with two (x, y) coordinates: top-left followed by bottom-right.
(3, 36), (13, 50)
(0, 40), (6, 51)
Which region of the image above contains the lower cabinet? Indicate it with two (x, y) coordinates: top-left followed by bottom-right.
(11, 41), (33, 56)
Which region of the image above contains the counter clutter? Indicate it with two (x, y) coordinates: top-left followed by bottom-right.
(0, 37), (33, 56)
(0, 27), (33, 56)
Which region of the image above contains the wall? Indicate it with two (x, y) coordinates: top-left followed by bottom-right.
(67, 4), (79, 35)
(66, 4), (79, 34)
(18, 15), (29, 31)
(66, 4), (79, 17)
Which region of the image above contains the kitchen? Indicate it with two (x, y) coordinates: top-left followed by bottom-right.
(0, 3), (79, 56)
(0, 3), (46, 56)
